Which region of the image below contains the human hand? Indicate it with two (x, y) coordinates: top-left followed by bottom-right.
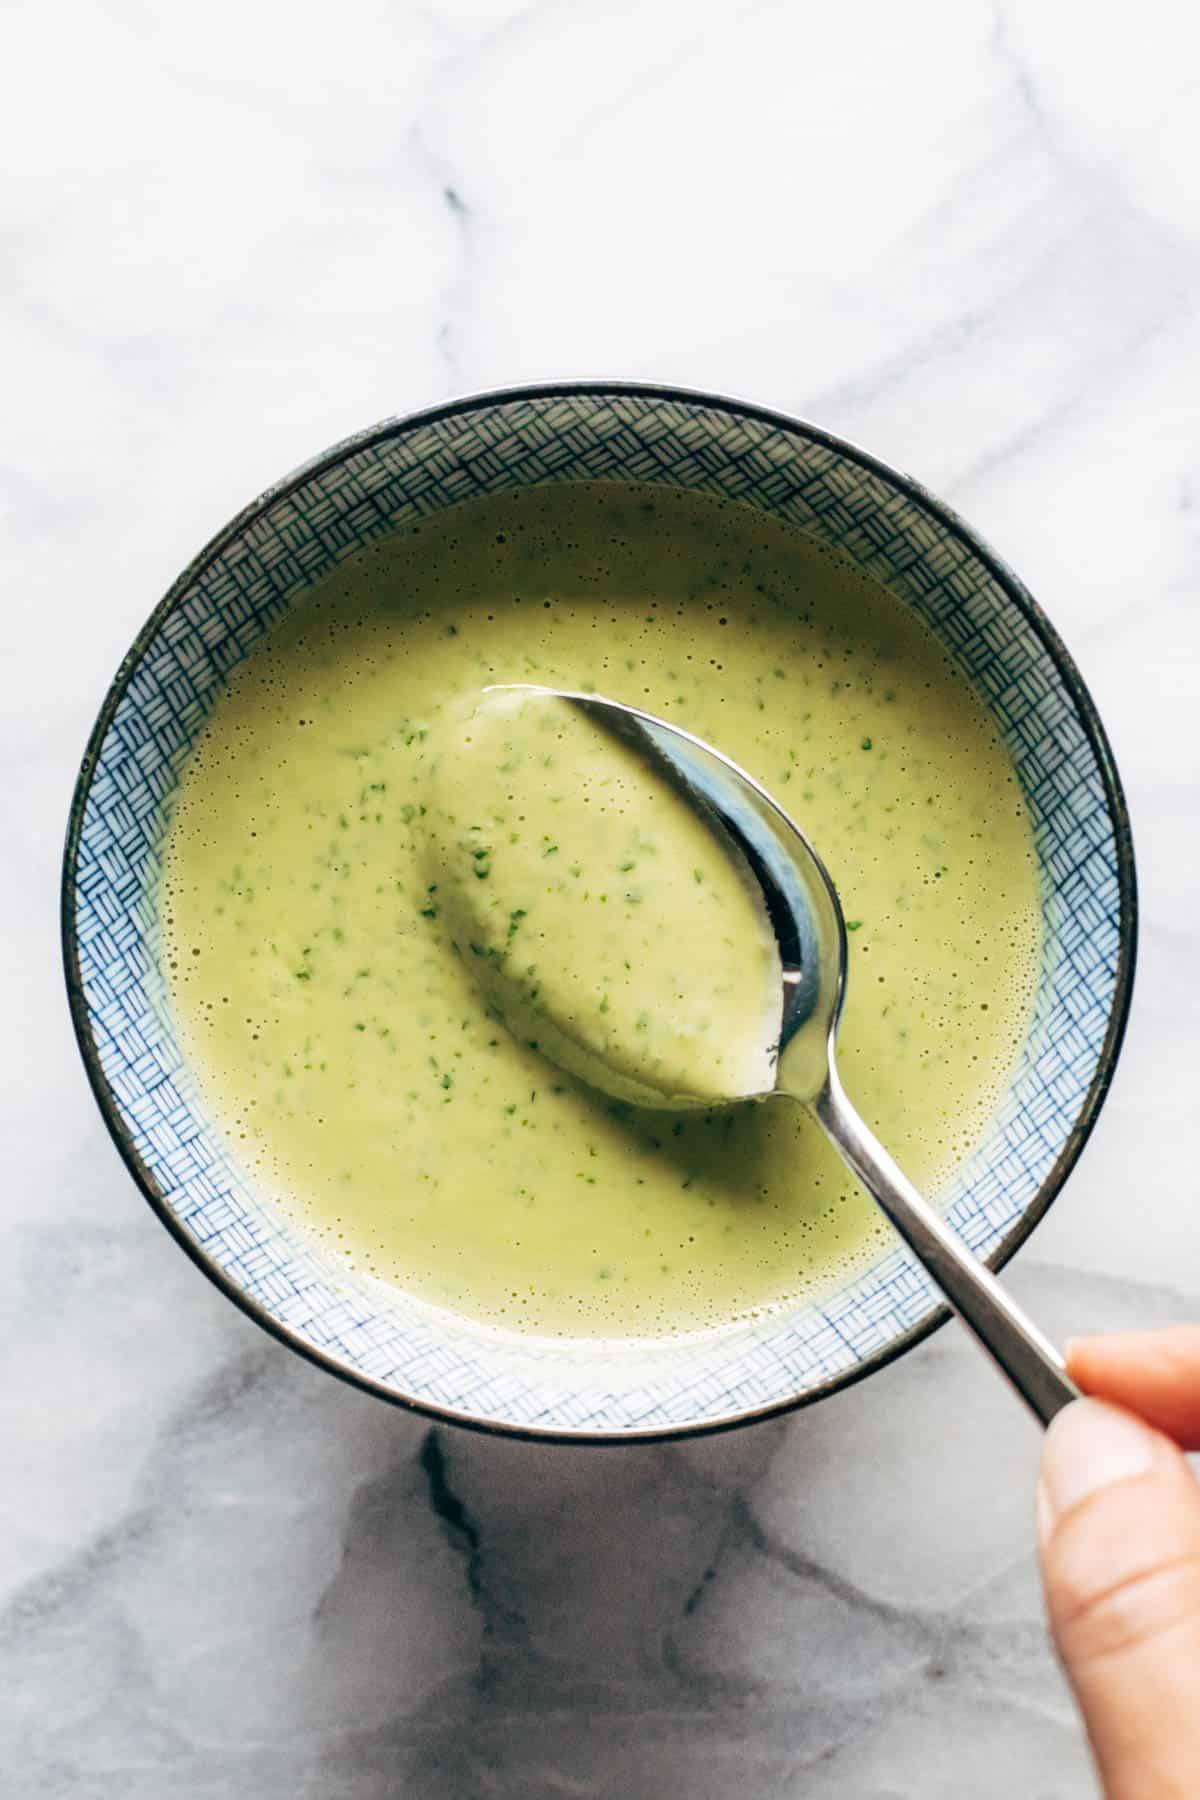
(1038, 1327), (1200, 1797)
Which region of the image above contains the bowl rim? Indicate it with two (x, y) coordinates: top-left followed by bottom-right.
(61, 378), (1139, 1443)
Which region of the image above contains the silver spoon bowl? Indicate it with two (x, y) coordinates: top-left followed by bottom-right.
(492, 684), (1079, 1428)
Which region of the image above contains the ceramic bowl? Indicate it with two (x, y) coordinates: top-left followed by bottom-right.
(63, 383), (1136, 1439)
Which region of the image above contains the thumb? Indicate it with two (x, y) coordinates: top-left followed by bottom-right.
(1038, 1399), (1200, 1798)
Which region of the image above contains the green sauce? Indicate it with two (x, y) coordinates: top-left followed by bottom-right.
(161, 482), (1041, 1338)
(423, 686), (781, 1107)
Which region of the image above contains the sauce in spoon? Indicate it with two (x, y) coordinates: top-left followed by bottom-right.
(423, 685), (781, 1107)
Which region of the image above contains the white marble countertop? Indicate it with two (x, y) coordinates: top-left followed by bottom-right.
(4, 1), (1198, 1792)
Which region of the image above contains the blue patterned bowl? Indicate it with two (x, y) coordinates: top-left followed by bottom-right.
(63, 384), (1136, 1439)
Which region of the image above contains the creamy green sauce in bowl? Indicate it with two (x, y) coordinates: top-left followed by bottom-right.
(161, 481), (1041, 1339)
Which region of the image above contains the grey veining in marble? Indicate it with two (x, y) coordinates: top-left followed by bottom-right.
(4, 0), (1199, 1792)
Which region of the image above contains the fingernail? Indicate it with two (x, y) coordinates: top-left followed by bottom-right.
(1040, 1399), (1157, 1531)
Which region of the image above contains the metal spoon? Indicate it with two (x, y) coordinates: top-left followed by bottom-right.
(491, 684), (1078, 1427)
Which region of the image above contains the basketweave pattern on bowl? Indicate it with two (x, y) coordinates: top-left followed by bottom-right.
(67, 389), (1126, 1434)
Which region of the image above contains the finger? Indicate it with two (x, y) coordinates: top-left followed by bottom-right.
(1067, 1327), (1200, 1449)
(1039, 1399), (1200, 1798)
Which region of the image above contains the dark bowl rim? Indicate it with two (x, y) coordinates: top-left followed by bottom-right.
(61, 378), (1139, 1444)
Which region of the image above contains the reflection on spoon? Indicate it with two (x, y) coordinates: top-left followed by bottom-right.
(426, 683), (1079, 1427)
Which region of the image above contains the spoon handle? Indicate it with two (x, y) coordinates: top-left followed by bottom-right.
(814, 1066), (1079, 1427)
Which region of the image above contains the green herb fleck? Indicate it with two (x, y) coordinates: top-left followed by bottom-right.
(505, 908), (527, 945)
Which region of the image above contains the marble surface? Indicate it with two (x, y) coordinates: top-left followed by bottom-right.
(4, 0), (1198, 1791)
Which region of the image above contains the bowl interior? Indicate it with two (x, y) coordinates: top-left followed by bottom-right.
(64, 387), (1133, 1437)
